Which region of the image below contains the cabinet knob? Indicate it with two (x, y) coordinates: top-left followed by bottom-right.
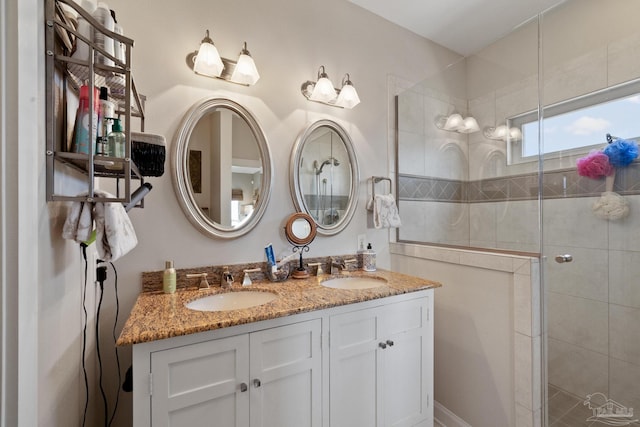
(379, 342), (387, 349)
(253, 378), (261, 388)
(386, 340), (394, 347)
(240, 383), (248, 392)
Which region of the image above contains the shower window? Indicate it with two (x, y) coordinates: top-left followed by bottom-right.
(509, 78), (640, 164)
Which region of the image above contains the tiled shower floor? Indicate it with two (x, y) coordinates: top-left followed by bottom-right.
(548, 384), (640, 426)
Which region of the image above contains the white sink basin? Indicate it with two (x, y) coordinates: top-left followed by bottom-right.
(185, 291), (278, 312)
(321, 276), (388, 290)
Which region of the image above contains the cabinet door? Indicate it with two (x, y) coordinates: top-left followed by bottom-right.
(151, 334), (250, 427)
(329, 307), (382, 427)
(381, 297), (431, 427)
(330, 296), (433, 427)
(249, 319), (322, 427)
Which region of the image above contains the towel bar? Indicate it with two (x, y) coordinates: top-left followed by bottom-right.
(367, 176), (393, 211)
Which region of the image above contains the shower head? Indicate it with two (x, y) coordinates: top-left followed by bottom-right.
(316, 157), (340, 174)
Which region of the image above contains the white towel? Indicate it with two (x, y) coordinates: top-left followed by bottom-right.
(62, 190), (138, 261)
(371, 194), (402, 229)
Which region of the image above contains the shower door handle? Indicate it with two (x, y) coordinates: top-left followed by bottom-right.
(554, 254), (573, 263)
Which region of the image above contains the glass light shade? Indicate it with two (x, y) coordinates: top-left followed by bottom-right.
(442, 113), (464, 131)
(231, 53), (260, 85)
(459, 117), (480, 133)
(492, 125), (508, 139)
(509, 127), (522, 141)
(193, 41), (224, 77)
(335, 83), (360, 109)
(310, 76), (336, 103)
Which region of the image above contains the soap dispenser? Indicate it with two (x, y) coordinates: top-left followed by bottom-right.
(363, 243), (376, 272)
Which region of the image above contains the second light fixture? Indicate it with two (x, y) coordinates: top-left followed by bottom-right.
(301, 66), (361, 109)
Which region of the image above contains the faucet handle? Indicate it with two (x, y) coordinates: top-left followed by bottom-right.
(242, 268), (261, 286)
(186, 273), (210, 289)
(307, 262), (324, 276)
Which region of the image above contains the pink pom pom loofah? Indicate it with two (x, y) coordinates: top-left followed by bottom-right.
(577, 150), (614, 179)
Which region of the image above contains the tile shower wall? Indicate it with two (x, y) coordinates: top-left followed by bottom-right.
(396, 3), (640, 426)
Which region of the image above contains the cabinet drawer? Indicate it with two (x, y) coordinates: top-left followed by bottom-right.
(382, 297), (427, 336)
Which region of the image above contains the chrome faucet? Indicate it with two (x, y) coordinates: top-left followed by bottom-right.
(221, 266), (234, 289)
(330, 257), (358, 274)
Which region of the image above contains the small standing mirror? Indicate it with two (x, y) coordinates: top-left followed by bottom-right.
(284, 213), (317, 279)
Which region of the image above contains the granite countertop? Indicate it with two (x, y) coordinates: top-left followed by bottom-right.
(117, 269), (441, 346)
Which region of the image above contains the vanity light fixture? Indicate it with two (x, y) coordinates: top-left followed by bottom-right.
(484, 125), (522, 141)
(435, 114), (479, 133)
(187, 30), (260, 86)
(301, 66), (361, 109)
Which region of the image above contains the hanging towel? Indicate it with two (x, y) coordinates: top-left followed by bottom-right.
(372, 194), (402, 229)
(62, 190), (138, 261)
(62, 199), (94, 243)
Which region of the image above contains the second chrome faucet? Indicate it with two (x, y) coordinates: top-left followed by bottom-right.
(221, 266), (234, 288)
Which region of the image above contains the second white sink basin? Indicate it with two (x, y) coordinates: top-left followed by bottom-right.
(321, 276), (388, 290)
(186, 291), (278, 312)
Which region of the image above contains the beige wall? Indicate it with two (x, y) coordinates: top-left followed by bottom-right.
(19, 0), (462, 425)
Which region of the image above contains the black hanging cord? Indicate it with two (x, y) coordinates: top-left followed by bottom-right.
(96, 265), (109, 427)
(108, 262), (122, 427)
(80, 244), (90, 427)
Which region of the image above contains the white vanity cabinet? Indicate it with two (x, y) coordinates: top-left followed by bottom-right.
(131, 289), (434, 427)
(144, 319), (321, 427)
(329, 296), (433, 427)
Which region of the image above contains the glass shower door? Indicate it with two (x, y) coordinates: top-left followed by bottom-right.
(541, 2), (640, 426)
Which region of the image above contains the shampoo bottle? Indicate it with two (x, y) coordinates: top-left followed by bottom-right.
(163, 261), (176, 294)
(92, 2), (115, 69)
(72, 84), (99, 154)
(96, 86), (114, 155)
(363, 243), (376, 272)
(70, 0), (97, 62)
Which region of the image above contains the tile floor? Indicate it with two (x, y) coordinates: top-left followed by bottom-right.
(548, 384), (640, 426)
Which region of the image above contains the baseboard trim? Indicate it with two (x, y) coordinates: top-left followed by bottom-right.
(434, 401), (472, 427)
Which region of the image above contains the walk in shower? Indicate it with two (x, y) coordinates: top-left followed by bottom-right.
(397, 1), (640, 425)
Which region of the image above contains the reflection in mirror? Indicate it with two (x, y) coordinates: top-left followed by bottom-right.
(172, 98), (272, 239)
(291, 218), (312, 240)
(290, 120), (359, 235)
(187, 109), (262, 227)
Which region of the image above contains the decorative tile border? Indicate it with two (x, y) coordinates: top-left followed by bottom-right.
(399, 163), (640, 203)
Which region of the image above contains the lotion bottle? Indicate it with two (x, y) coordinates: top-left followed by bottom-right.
(163, 261), (176, 294)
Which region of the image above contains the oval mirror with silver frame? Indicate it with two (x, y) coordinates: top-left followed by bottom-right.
(172, 98), (273, 239)
(290, 120), (359, 235)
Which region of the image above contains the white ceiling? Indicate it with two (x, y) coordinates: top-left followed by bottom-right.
(348, 0), (564, 56)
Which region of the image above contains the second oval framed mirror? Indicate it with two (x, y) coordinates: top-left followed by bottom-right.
(290, 120), (359, 235)
(172, 98), (273, 239)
